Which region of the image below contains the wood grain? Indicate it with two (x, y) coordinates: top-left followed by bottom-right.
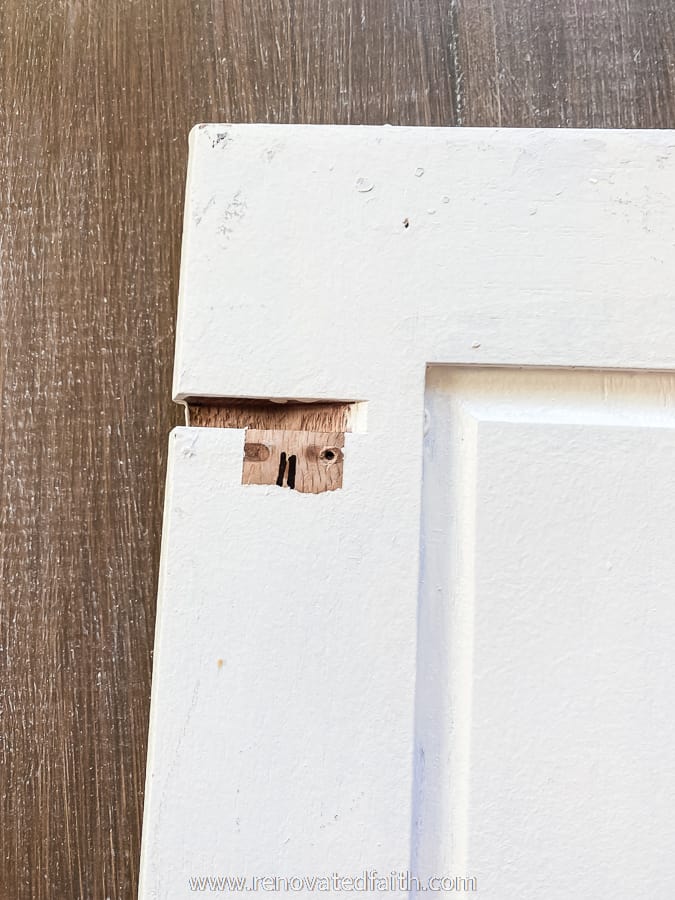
(243, 430), (345, 493)
(0, 0), (673, 896)
(188, 401), (355, 433)
(455, 0), (675, 127)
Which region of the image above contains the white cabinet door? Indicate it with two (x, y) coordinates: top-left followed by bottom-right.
(139, 125), (675, 899)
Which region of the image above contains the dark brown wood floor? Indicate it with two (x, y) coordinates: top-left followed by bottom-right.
(1, 1), (673, 896)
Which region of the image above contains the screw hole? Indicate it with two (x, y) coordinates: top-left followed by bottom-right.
(320, 447), (341, 463)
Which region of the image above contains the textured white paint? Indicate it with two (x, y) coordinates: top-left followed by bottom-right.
(415, 368), (675, 898)
(174, 124), (675, 405)
(141, 427), (413, 897)
(140, 125), (675, 898)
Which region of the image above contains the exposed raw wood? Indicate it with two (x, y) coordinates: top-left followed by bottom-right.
(188, 401), (354, 433)
(242, 429), (345, 493)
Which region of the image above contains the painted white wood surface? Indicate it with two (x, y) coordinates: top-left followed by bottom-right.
(140, 125), (675, 899)
(416, 367), (675, 897)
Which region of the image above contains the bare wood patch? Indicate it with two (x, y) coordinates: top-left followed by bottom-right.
(243, 430), (344, 493)
(187, 401), (353, 433)
(186, 402), (353, 493)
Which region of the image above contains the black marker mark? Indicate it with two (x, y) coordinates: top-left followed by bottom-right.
(276, 452), (287, 487)
(287, 455), (297, 490)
